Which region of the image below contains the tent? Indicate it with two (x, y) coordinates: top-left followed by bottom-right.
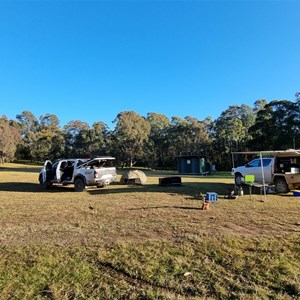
(120, 170), (147, 185)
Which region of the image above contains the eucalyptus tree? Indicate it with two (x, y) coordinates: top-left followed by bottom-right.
(15, 111), (39, 160)
(184, 116), (212, 153)
(112, 111), (151, 167)
(253, 99), (268, 114)
(146, 112), (171, 167)
(168, 115), (212, 160)
(16, 110), (39, 136)
(249, 100), (300, 150)
(212, 104), (255, 169)
(213, 104), (255, 148)
(63, 120), (90, 157)
(0, 116), (21, 163)
(39, 113), (60, 129)
(295, 92), (300, 102)
(32, 113), (64, 161)
(68, 121), (111, 158)
(88, 121), (111, 157)
(14, 112), (64, 161)
(168, 116), (187, 156)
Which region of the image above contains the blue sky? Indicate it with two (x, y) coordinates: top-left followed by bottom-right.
(0, 0), (299, 128)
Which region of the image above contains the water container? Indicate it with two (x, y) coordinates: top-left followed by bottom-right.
(239, 187), (244, 196)
(205, 192), (218, 201)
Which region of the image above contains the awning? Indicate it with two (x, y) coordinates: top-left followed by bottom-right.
(231, 149), (300, 157)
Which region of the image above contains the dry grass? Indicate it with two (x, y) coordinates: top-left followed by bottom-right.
(1, 163), (300, 246)
(0, 163), (300, 299)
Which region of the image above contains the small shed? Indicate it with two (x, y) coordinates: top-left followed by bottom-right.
(177, 153), (211, 175)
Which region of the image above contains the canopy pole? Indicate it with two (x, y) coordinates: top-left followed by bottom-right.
(259, 152), (267, 201)
(232, 152), (238, 193)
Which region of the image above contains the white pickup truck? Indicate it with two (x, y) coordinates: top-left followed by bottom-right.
(39, 157), (117, 191)
(231, 150), (300, 193)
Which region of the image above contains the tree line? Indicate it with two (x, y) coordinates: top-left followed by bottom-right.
(1, 96), (299, 170)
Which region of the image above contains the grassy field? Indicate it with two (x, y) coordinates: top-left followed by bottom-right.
(0, 163), (300, 299)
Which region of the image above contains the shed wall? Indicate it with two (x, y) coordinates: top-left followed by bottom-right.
(178, 156), (210, 174)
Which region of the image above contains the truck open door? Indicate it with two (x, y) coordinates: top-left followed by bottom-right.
(55, 160), (67, 183)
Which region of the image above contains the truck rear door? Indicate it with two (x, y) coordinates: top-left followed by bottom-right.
(261, 158), (273, 183)
(41, 160), (52, 182)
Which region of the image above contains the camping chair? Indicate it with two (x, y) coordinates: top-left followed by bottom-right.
(244, 175), (266, 201)
(244, 175), (255, 200)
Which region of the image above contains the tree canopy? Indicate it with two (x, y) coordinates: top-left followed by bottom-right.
(2, 96), (299, 170)
(0, 116), (21, 163)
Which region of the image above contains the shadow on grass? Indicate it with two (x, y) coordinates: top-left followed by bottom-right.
(0, 181), (235, 197)
(0, 166), (41, 173)
(128, 205), (202, 211)
(88, 181), (235, 198)
(0, 182), (75, 193)
(117, 169), (232, 179)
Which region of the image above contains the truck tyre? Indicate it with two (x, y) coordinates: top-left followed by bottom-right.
(275, 178), (289, 193)
(74, 178), (85, 192)
(235, 173), (243, 186)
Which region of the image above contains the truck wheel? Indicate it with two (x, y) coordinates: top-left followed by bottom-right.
(74, 178), (85, 192)
(275, 178), (289, 193)
(235, 173), (243, 186)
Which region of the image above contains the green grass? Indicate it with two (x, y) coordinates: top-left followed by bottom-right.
(0, 163), (300, 299)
